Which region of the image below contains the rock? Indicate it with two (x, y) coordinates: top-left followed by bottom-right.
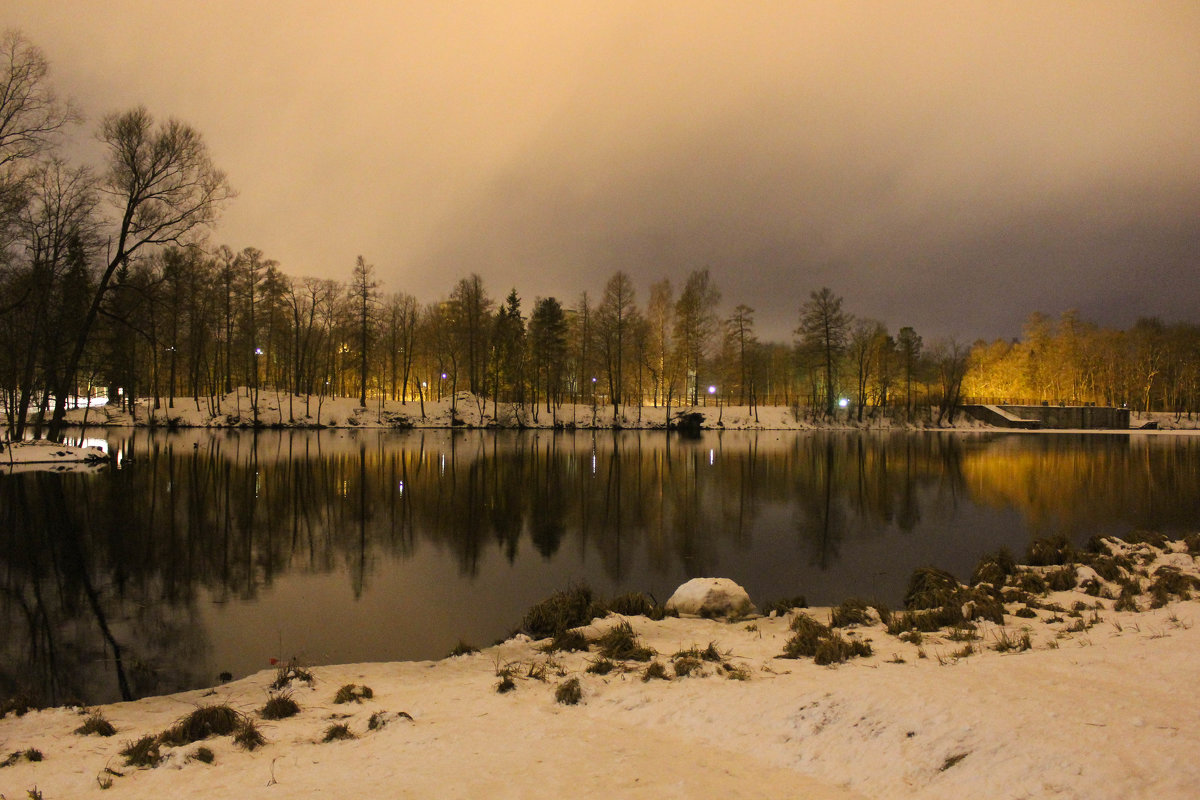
(665, 578), (756, 618)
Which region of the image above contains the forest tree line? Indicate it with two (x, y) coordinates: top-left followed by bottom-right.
(3, 29), (1198, 441)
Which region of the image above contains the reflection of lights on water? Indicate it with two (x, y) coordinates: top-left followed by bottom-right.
(440, 453), (445, 475)
(709, 449), (715, 466)
(591, 453), (596, 475)
(397, 481), (404, 496)
(341, 480), (348, 498)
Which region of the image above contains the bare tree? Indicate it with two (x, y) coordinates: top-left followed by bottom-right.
(797, 287), (851, 418)
(673, 269), (721, 405)
(48, 107), (232, 438)
(350, 255), (378, 407)
(596, 270), (638, 417)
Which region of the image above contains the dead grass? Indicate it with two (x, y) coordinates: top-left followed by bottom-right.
(322, 723), (356, 742)
(333, 684), (374, 704)
(555, 677), (583, 704)
(260, 692), (301, 720)
(74, 712), (117, 737)
(594, 621), (655, 661)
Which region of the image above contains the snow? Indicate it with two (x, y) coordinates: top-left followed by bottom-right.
(665, 577), (756, 617)
(3, 539), (1198, 799)
(0, 440), (106, 472)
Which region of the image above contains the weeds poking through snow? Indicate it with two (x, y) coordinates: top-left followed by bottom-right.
(830, 598), (873, 627)
(1026, 534), (1074, 566)
(760, 596), (808, 616)
(233, 719), (267, 751)
(782, 612), (872, 664)
(586, 658), (616, 676)
(555, 677), (583, 704)
(74, 712), (117, 736)
(541, 629), (590, 653)
(271, 658), (315, 691)
(189, 746), (215, 764)
(260, 692), (301, 720)
(521, 585), (603, 639)
(993, 629), (1032, 653)
(333, 684), (374, 704)
(642, 662), (671, 682)
(120, 735), (163, 768)
(595, 621), (655, 661)
(448, 640), (480, 657)
(673, 656), (703, 677)
(495, 666), (517, 694)
(321, 723), (356, 742)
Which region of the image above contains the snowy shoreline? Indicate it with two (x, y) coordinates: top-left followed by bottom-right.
(3, 536), (1198, 799)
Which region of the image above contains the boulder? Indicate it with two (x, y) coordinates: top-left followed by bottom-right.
(665, 578), (756, 618)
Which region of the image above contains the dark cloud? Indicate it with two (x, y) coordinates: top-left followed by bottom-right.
(9, 2), (1200, 342)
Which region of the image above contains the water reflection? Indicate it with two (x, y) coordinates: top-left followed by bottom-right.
(3, 429), (1198, 705)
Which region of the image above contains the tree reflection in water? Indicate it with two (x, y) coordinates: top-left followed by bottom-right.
(4, 429), (1200, 705)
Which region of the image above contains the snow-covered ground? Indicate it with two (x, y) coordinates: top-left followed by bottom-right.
(0, 440), (107, 472)
(3, 538), (1197, 799)
(48, 389), (1200, 432)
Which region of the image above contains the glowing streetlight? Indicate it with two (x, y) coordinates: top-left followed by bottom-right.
(838, 397), (849, 408)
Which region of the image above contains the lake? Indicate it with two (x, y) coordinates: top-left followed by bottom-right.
(4, 428), (1200, 705)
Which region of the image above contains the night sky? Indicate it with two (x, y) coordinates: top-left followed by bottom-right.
(9, 2), (1199, 342)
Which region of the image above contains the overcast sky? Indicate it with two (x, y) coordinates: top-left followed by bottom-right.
(9, 1), (1199, 342)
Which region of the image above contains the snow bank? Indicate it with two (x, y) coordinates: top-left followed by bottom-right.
(0, 440), (106, 472)
(2, 539), (1199, 799)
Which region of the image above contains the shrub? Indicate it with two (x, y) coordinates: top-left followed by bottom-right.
(904, 567), (960, 610)
(1013, 606), (1038, 619)
(970, 548), (1016, 587)
(190, 746), (215, 764)
(1013, 571), (1048, 595)
(541, 629), (590, 653)
(120, 735), (163, 768)
(555, 677), (583, 704)
(594, 621), (654, 662)
(829, 598), (872, 628)
(993, 629), (1032, 653)
(75, 712), (117, 737)
(333, 684), (374, 704)
(260, 692), (300, 720)
(271, 658), (315, 690)
(782, 613), (831, 658)
(1026, 534), (1074, 566)
(813, 633), (872, 666)
(607, 592), (656, 617)
(641, 662), (670, 682)
(322, 723), (355, 742)
(159, 705), (243, 746)
(1085, 555), (1125, 582)
(233, 719), (267, 751)
(521, 585), (604, 638)
(1045, 567), (1077, 592)
(1125, 530), (1167, 549)
(585, 658), (616, 676)
(759, 596), (808, 616)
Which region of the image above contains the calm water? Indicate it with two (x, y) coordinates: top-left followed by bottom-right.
(4, 428), (1200, 704)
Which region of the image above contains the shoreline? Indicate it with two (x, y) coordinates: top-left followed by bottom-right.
(3, 535), (1198, 799)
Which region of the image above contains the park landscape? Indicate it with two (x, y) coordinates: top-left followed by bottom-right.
(4, 4), (1200, 798)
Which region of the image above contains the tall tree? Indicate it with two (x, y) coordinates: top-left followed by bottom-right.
(48, 106), (232, 439)
(528, 296), (568, 416)
(596, 270), (638, 416)
(672, 269), (720, 405)
(350, 255), (378, 407)
(797, 287), (851, 418)
(724, 304), (756, 406)
(896, 326), (923, 421)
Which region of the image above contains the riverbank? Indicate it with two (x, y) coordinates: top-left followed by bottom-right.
(38, 389), (1200, 433)
(2, 536), (1197, 799)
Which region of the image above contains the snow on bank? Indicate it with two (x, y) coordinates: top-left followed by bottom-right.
(2, 539), (1198, 799)
(0, 440), (106, 472)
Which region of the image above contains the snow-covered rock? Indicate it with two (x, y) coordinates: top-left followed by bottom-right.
(665, 577), (756, 617)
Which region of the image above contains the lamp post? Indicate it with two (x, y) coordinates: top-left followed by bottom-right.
(709, 384), (722, 423)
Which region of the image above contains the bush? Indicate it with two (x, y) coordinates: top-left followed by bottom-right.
(641, 662), (670, 682)
(74, 712), (117, 737)
(1045, 567), (1077, 592)
(1013, 571), (1048, 595)
(594, 621), (654, 662)
(541, 630), (590, 653)
(333, 684), (374, 704)
(813, 633), (872, 666)
(759, 596), (808, 616)
(607, 592), (656, 617)
(159, 705), (244, 746)
(555, 677), (583, 704)
(904, 567), (960, 610)
(586, 658), (616, 676)
(521, 585), (604, 638)
(829, 598), (872, 628)
(322, 723), (355, 742)
(233, 719), (267, 751)
(190, 746), (215, 764)
(120, 735), (163, 768)
(270, 658), (315, 691)
(1026, 534), (1074, 566)
(1125, 530), (1167, 549)
(970, 548), (1016, 587)
(260, 692), (300, 720)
